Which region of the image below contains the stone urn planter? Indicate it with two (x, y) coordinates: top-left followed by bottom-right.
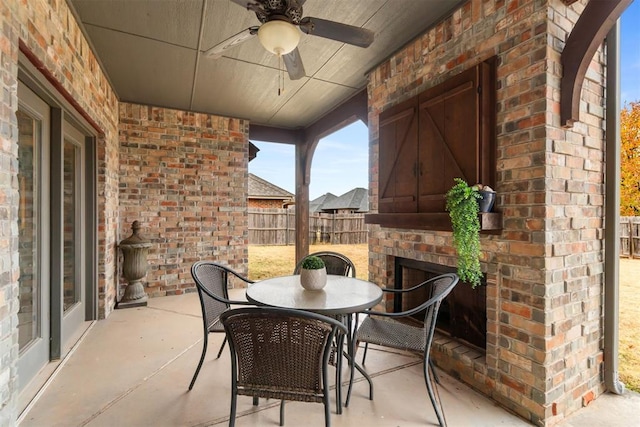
(299, 255), (327, 291)
(118, 221), (152, 308)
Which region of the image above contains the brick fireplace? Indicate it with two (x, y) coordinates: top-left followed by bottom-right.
(366, 0), (608, 425)
(394, 257), (487, 351)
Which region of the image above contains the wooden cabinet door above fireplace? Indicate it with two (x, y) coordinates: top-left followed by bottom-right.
(376, 60), (495, 219)
(379, 96), (419, 213)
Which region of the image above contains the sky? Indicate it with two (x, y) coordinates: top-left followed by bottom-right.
(249, 121), (368, 200)
(621, 0), (640, 105)
(250, 2), (640, 200)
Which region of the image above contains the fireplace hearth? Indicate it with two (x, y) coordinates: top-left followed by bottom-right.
(394, 257), (487, 351)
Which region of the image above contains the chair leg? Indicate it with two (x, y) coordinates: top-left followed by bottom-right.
(324, 393), (331, 427)
(216, 336), (227, 359)
(188, 333), (208, 390)
(279, 400), (285, 426)
(361, 342), (369, 365)
(423, 359), (446, 427)
(334, 333), (344, 414)
(229, 392), (237, 427)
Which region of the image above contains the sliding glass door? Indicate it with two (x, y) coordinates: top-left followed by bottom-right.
(17, 84), (51, 389)
(59, 122), (87, 353)
(17, 80), (95, 391)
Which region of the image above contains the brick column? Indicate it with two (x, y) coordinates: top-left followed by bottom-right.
(367, 0), (606, 424)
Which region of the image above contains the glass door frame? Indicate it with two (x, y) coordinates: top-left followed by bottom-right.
(16, 83), (51, 390)
(51, 115), (89, 358)
(17, 57), (98, 390)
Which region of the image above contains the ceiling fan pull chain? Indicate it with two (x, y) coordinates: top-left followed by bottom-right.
(282, 55), (285, 95)
(278, 54), (285, 96)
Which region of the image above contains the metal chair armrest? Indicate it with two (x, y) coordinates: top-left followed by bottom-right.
(379, 280), (430, 294)
(199, 285), (253, 306)
(226, 268), (255, 285)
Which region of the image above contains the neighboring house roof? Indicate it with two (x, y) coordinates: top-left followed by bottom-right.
(248, 142), (259, 162)
(321, 188), (369, 213)
(248, 174), (294, 201)
(310, 193), (338, 213)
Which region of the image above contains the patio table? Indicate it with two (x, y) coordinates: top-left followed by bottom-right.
(245, 274), (383, 411)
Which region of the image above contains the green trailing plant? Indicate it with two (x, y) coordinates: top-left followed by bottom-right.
(301, 255), (325, 270)
(445, 178), (483, 288)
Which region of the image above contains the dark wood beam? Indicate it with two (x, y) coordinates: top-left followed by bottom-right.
(249, 89), (368, 145)
(294, 141), (313, 264)
(303, 89), (368, 142)
(248, 89), (367, 145)
(561, 0), (631, 127)
(249, 124), (302, 144)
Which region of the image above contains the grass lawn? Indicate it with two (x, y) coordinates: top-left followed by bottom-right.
(249, 244), (640, 392)
(619, 258), (640, 392)
(248, 243), (369, 281)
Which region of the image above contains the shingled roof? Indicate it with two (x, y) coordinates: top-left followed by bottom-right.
(320, 187), (369, 213)
(309, 193), (338, 213)
(248, 174), (294, 201)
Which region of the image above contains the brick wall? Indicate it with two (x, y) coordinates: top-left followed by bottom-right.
(367, 0), (604, 424)
(119, 103), (249, 297)
(12, 0), (121, 320)
(249, 199), (289, 209)
(0, 2), (20, 425)
(2, 0), (120, 423)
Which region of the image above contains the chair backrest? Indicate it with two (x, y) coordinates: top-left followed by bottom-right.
(421, 273), (459, 353)
(220, 307), (347, 402)
(293, 251), (356, 277)
(191, 261), (248, 332)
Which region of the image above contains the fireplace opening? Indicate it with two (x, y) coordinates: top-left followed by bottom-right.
(394, 257), (487, 352)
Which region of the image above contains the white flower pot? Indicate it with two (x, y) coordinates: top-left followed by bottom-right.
(300, 267), (327, 291)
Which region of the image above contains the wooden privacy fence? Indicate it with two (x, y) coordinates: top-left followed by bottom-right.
(248, 209), (367, 245)
(620, 216), (640, 258)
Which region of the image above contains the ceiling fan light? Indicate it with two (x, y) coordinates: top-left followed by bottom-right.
(258, 20), (300, 56)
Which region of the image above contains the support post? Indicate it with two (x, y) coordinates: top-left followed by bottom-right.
(604, 20), (625, 395)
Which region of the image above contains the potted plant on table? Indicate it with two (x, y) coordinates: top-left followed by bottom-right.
(299, 255), (327, 291)
(445, 178), (484, 288)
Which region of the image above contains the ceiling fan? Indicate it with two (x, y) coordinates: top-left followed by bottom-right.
(204, 0), (375, 80)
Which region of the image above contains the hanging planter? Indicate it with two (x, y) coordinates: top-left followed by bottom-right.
(445, 178), (484, 288)
(477, 184), (496, 213)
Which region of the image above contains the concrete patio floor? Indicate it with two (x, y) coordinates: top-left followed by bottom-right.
(16, 290), (640, 427)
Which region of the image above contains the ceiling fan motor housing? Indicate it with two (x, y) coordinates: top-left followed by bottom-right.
(210, 0), (374, 80)
(254, 0), (303, 24)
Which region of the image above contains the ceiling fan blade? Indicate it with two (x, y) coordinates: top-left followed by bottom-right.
(283, 48), (306, 80)
(300, 17), (374, 48)
(230, 0), (264, 14)
(204, 27), (259, 59)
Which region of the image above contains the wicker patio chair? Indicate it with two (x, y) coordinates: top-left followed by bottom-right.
(188, 261), (254, 391)
(293, 251), (356, 277)
(293, 251), (355, 412)
(352, 273), (459, 426)
(220, 307), (347, 427)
